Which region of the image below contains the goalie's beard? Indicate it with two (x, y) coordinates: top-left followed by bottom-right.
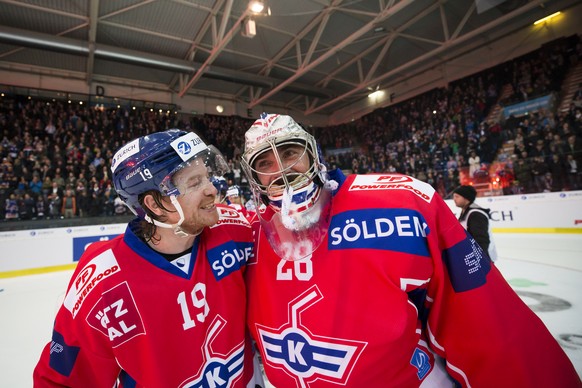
(257, 182), (332, 262)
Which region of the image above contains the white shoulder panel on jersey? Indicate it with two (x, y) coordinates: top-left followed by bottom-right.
(348, 174), (435, 203)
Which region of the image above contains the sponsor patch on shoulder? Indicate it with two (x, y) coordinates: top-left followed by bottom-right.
(212, 206), (251, 227)
(349, 174), (435, 202)
(63, 249), (120, 318)
(208, 241), (253, 280)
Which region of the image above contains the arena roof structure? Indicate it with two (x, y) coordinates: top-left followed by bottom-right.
(0, 0), (580, 119)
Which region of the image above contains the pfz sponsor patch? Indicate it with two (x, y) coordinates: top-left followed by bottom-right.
(86, 281), (146, 347)
(207, 241), (253, 280)
(63, 249), (120, 318)
(349, 174), (435, 203)
(328, 208), (430, 257)
(442, 231), (491, 292)
(48, 330), (80, 377)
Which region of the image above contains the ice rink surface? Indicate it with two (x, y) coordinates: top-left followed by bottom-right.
(1, 233), (581, 387)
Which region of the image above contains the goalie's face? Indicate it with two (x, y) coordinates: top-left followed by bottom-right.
(253, 144), (311, 194)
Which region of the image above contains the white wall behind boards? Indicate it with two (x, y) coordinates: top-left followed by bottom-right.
(1, 191), (581, 277)
(444, 190), (582, 231)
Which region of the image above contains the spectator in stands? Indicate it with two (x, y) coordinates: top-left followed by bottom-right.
(35, 194), (47, 219)
(76, 189), (91, 218)
(48, 181), (63, 200)
(509, 179), (523, 195)
(88, 191), (104, 217)
(76, 172), (88, 191)
(102, 187), (116, 216)
(565, 134), (582, 163)
(565, 154), (580, 190)
(540, 172), (554, 193)
(548, 153), (566, 191)
(478, 135), (496, 164)
(52, 170), (66, 191)
(531, 156), (550, 192)
(18, 192), (36, 220)
(29, 175), (42, 195)
(513, 155), (533, 193)
(48, 192), (62, 219)
(113, 195), (127, 216)
(4, 193), (19, 220)
(468, 150), (480, 178)
(65, 171), (77, 189)
(61, 188), (76, 218)
(41, 176), (52, 195)
(16, 176), (28, 194)
(530, 139), (549, 159)
(549, 133), (567, 155)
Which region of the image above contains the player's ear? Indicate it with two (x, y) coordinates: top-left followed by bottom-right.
(142, 193), (165, 217)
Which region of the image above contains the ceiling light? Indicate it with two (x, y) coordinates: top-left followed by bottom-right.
(534, 11), (561, 25)
(242, 18), (256, 38)
(216, 105), (224, 113)
(368, 90), (385, 99)
(249, 1), (264, 14)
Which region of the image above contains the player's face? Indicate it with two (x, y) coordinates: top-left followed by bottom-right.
(252, 144), (310, 187)
(228, 195), (242, 205)
(171, 161), (219, 234)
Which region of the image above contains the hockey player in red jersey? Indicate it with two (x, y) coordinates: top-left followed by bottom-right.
(34, 129), (262, 387)
(240, 113), (581, 387)
(225, 185), (255, 220)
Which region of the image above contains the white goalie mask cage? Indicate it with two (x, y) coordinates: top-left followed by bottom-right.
(241, 114), (337, 261)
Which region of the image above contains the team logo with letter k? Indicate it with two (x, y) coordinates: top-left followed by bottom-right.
(256, 286), (367, 387)
(180, 315), (245, 388)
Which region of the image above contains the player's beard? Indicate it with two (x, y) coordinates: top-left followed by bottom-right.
(181, 205), (219, 236)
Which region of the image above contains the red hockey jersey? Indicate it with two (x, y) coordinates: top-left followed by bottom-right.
(34, 204), (257, 387)
(246, 174), (581, 387)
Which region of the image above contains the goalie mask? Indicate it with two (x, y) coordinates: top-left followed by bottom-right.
(241, 113), (337, 261)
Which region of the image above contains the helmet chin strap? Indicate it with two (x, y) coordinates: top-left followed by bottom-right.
(319, 164), (338, 191)
(144, 195), (194, 237)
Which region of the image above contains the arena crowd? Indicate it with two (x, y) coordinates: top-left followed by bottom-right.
(1, 34), (581, 222)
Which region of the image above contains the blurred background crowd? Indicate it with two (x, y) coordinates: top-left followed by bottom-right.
(1, 34), (581, 222)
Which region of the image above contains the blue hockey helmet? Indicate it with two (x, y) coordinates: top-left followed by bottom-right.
(210, 175), (228, 202)
(111, 129), (228, 219)
(226, 185), (242, 198)
(225, 185), (244, 204)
